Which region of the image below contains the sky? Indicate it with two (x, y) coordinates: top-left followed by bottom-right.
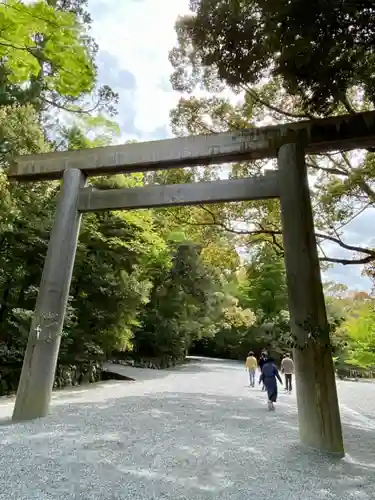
(88, 0), (374, 293)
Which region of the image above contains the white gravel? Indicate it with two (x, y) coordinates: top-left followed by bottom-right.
(0, 357), (374, 499)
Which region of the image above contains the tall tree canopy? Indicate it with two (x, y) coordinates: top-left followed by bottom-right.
(0, 0), (117, 116)
(170, 0), (375, 115)
(167, 92), (375, 268)
(168, 2), (375, 271)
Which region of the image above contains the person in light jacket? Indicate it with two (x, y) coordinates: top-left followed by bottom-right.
(281, 353), (295, 393)
(245, 351), (257, 387)
(259, 356), (283, 411)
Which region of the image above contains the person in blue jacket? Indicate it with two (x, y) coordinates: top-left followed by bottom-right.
(259, 356), (283, 411)
(258, 350), (268, 391)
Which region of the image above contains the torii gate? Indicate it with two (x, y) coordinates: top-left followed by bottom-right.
(8, 110), (375, 457)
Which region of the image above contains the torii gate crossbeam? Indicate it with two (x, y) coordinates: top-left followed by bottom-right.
(8, 110), (375, 181)
(10, 110), (375, 458)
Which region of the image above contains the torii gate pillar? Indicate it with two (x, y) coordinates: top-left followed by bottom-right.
(278, 143), (344, 456)
(12, 168), (85, 421)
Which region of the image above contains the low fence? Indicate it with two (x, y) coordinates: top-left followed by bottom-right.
(336, 367), (375, 380)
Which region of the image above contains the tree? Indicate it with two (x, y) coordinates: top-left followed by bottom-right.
(324, 281), (349, 300)
(0, 105), (168, 376)
(169, 3), (375, 272)
(0, 104), (50, 166)
(167, 92), (375, 268)
(191, 245), (287, 360)
(0, 0), (117, 119)
(321, 283), (375, 373)
(0, 1), (256, 394)
(56, 117), (248, 366)
(146, 163), (241, 274)
(55, 114), (122, 150)
(240, 245), (288, 321)
(64, 204), (167, 362)
(1, 1), (90, 102)
(339, 303), (375, 370)
(170, 0), (375, 115)
(134, 242), (227, 361)
(364, 260), (375, 296)
(53, 116), (169, 361)
(0, 102), (55, 366)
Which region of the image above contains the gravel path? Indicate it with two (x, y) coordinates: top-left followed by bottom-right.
(0, 357), (374, 500)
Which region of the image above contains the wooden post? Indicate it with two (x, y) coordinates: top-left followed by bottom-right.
(12, 168), (86, 421)
(278, 143), (344, 456)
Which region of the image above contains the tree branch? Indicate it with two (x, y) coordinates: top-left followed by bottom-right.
(193, 121), (217, 134)
(314, 232), (375, 256)
(332, 203), (371, 234)
(338, 92), (356, 114)
(170, 206), (375, 266)
(241, 85), (312, 120)
(308, 152), (375, 214)
(258, 223), (284, 252)
(40, 96), (101, 115)
(319, 255), (374, 265)
(306, 160), (348, 177)
(337, 151), (375, 202)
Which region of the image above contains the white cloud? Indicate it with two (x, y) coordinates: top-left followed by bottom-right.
(88, 0), (373, 292)
(90, 0), (191, 137)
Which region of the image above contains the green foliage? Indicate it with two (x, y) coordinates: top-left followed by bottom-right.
(134, 243), (223, 360)
(324, 288), (375, 376)
(0, 181), (58, 363)
(169, 57), (375, 268)
(0, 104), (250, 374)
(57, 114), (121, 150)
(0, 0), (94, 99)
(332, 294), (375, 371)
(1, 0), (374, 391)
(191, 247), (288, 361)
(64, 209), (166, 361)
(171, 0), (375, 115)
(240, 245), (288, 321)
(342, 304), (375, 369)
(0, 0), (117, 118)
(0, 104), (49, 164)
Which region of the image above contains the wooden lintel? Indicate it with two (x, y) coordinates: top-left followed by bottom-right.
(9, 111), (375, 181)
(77, 173), (279, 212)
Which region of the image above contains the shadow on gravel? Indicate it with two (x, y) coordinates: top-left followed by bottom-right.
(0, 390), (374, 500)
(0, 417), (13, 427)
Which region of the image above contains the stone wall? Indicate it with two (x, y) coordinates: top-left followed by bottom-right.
(0, 362), (103, 396)
(53, 362), (102, 388)
(110, 355), (185, 370)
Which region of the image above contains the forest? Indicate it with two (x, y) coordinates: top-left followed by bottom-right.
(0, 0), (374, 394)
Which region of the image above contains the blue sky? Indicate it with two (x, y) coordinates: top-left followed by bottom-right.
(89, 0), (374, 292)
(90, 0), (190, 142)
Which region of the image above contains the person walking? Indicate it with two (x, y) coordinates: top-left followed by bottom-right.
(245, 351), (257, 387)
(281, 353), (294, 394)
(258, 351), (268, 391)
(259, 356), (283, 411)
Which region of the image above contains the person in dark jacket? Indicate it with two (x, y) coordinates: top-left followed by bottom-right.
(258, 351), (268, 391)
(259, 356), (283, 411)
